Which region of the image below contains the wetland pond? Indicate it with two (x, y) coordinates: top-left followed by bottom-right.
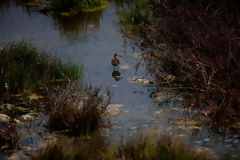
(0, 0), (240, 159)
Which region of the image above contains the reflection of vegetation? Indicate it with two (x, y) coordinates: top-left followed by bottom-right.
(34, 135), (211, 160)
(49, 0), (110, 15)
(120, 0), (240, 127)
(118, 0), (152, 38)
(51, 11), (102, 38)
(0, 41), (81, 97)
(0, 0), (31, 10)
(43, 82), (111, 135)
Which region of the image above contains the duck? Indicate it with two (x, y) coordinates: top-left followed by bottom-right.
(111, 53), (120, 68)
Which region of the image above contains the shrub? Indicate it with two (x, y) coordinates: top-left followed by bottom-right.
(43, 82), (111, 135)
(120, 0), (240, 126)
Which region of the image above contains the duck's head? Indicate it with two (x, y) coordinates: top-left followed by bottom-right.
(114, 53), (119, 57)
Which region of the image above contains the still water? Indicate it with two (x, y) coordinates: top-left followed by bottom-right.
(0, 0), (239, 159)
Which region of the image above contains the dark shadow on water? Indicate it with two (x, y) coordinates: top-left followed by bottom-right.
(112, 70), (122, 81)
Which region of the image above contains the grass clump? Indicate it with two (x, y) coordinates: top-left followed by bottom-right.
(33, 135), (211, 160)
(34, 136), (109, 160)
(50, 0), (110, 15)
(43, 82), (111, 135)
(0, 41), (81, 96)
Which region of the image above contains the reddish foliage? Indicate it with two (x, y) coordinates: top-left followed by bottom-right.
(141, 0), (240, 123)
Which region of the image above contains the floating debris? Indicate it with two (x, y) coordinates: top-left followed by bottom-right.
(131, 126), (137, 130)
(194, 140), (202, 144)
(154, 109), (162, 117)
(120, 65), (130, 70)
(233, 140), (239, 144)
(170, 107), (187, 112)
(225, 139), (233, 143)
(19, 113), (37, 121)
(203, 138), (210, 143)
(128, 77), (153, 84)
(169, 117), (202, 131)
(112, 85), (117, 87)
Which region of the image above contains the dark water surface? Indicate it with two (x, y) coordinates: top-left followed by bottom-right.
(0, 0), (239, 159)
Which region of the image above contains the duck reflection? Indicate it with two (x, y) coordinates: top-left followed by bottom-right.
(51, 11), (103, 39)
(112, 70), (121, 81)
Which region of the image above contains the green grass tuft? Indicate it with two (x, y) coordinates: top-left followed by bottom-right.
(0, 41), (82, 95)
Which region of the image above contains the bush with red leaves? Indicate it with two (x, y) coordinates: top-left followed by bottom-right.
(131, 0), (240, 125)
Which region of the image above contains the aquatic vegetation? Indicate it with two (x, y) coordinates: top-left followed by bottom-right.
(49, 0), (110, 15)
(120, 0), (240, 126)
(33, 135), (211, 160)
(0, 41), (82, 96)
(43, 82), (111, 135)
(118, 0), (152, 38)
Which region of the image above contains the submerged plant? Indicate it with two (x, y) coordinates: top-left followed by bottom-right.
(43, 82), (111, 135)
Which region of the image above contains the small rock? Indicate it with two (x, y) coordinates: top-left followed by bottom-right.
(194, 140), (202, 144)
(233, 139), (239, 144)
(154, 110), (162, 117)
(129, 77), (152, 84)
(0, 113), (10, 122)
(131, 126), (137, 130)
(106, 104), (123, 117)
(225, 139), (233, 143)
(225, 144), (232, 147)
(120, 65), (130, 70)
(19, 113), (35, 121)
(203, 138), (210, 142)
